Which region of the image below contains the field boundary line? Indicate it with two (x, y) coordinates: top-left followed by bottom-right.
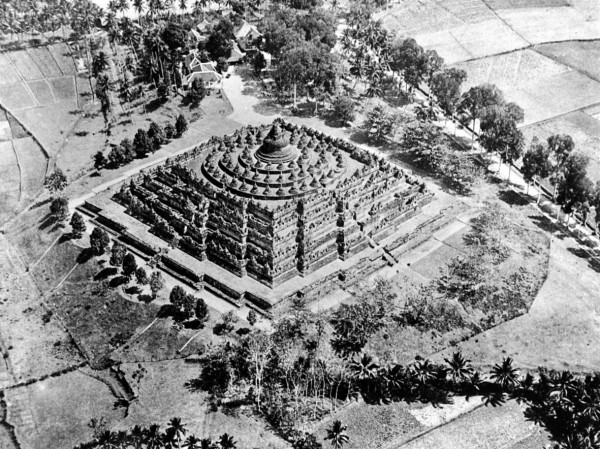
(480, 0), (532, 46)
(9, 139), (23, 202)
(519, 99), (600, 128)
(29, 233), (62, 269)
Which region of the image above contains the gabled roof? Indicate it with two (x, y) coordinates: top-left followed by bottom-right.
(196, 19), (212, 32)
(186, 70), (222, 85)
(227, 42), (246, 63)
(234, 20), (262, 40)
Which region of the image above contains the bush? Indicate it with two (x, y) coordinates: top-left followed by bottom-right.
(50, 197), (69, 222)
(195, 298), (209, 323)
(331, 95), (355, 125)
(175, 114), (188, 137)
(247, 309), (257, 326)
(70, 212), (86, 238)
(90, 228), (110, 256)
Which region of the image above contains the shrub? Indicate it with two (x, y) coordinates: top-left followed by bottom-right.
(44, 169), (67, 194)
(175, 114), (188, 137)
(70, 212), (86, 238)
(331, 95), (355, 125)
(247, 309), (257, 326)
(122, 253), (137, 280)
(135, 267), (149, 285)
(195, 298), (209, 323)
(110, 242), (126, 267)
(90, 228), (110, 256)
(50, 197), (69, 222)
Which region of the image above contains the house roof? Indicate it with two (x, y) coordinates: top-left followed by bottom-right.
(196, 19), (212, 32)
(227, 43), (246, 63)
(186, 70), (222, 85)
(188, 29), (202, 41)
(234, 21), (262, 40)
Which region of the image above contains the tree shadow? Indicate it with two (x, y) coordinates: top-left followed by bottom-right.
(184, 377), (203, 392)
(76, 248), (93, 264)
(109, 275), (129, 288)
(31, 198), (51, 210)
(567, 247), (600, 273)
(38, 214), (56, 231)
(498, 189), (531, 207)
(124, 285), (141, 295)
(528, 214), (566, 239)
(95, 267), (118, 281)
(138, 293), (155, 304)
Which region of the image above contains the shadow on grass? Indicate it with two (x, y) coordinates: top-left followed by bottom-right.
(124, 285), (141, 295)
(498, 189), (531, 207)
(76, 248), (94, 264)
(567, 246), (600, 273)
(38, 214), (56, 231)
(138, 293), (155, 304)
(95, 266), (118, 281)
(109, 275), (129, 288)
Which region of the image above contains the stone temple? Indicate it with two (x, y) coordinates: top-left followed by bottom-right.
(102, 119), (433, 308)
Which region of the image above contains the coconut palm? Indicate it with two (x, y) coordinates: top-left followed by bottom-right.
(145, 424), (163, 449)
(218, 433), (237, 449)
(349, 353), (379, 381)
(549, 371), (578, 401)
(490, 357), (520, 391)
(412, 359), (437, 385)
(444, 352), (473, 385)
(182, 435), (201, 449)
(166, 417), (187, 448)
(325, 420), (349, 449)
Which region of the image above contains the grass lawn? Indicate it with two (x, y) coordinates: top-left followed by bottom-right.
(314, 401), (425, 449)
(6, 370), (123, 449)
(47, 278), (160, 366)
(31, 237), (86, 292)
(120, 360), (288, 449)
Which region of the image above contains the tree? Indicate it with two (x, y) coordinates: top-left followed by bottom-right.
(521, 137), (552, 202)
(555, 152), (592, 224)
(133, 128), (152, 157)
(431, 68), (467, 124)
(175, 114), (188, 136)
(50, 197), (69, 222)
(188, 78), (207, 107)
(216, 57), (228, 74)
(331, 95), (355, 125)
(150, 271), (166, 298)
(122, 253), (138, 280)
(110, 242), (127, 267)
(93, 151), (106, 171)
(195, 298), (209, 323)
(148, 121), (166, 145)
(490, 357), (519, 391)
(389, 38), (426, 91)
(70, 212), (86, 239)
(459, 84), (505, 149)
(247, 309), (257, 326)
(206, 19), (234, 60)
(157, 81), (170, 103)
(444, 352), (473, 385)
(92, 51), (109, 77)
(44, 169), (68, 194)
(135, 266), (149, 285)
(218, 433), (237, 449)
(325, 420), (349, 449)
(90, 227), (110, 256)
(170, 286), (188, 312)
(166, 417), (187, 449)
(362, 105), (400, 141)
(547, 134), (575, 200)
(165, 123), (176, 140)
(252, 51), (267, 76)
(479, 109), (523, 179)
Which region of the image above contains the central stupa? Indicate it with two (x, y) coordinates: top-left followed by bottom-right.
(255, 123), (299, 163)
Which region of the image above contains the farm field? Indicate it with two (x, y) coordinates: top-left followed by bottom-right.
(535, 40), (600, 82)
(453, 49), (600, 125)
(377, 0), (600, 64)
(521, 110), (600, 182)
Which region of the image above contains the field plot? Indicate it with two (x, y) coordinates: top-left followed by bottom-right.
(0, 84), (37, 110)
(0, 141), (20, 197)
(485, 0), (568, 7)
(536, 40), (600, 82)
(7, 50), (44, 81)
(0, 54), (22, 85)
(12, 137), (47, 197)
(454, 49), (600, 125)
(521, 110), (600, 182)
(27, 79), (56, 105)
(49, 76), (76, 101)
(496, 7), (600, 44)
(5, 371), (123, 449)
(455, 50), (572, 91)
(26, 47), (62, 78)
(47, 43), (77, 75)
(120, 360), (289, 449)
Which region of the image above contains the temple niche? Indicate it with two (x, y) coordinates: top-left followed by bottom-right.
(115, 119), (433, 288)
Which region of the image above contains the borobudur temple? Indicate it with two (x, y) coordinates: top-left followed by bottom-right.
(111, 119), (433, 292)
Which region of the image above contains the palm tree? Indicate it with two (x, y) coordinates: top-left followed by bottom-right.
(444, 352), (473, 385)
(349, 353), (379, 381)
(183, 435), (201, 449)
(167, 417), (188, 449)
(178, 0), (187, 19)
(133, 0), (145, 24)
(490, 357), (520, 391)
(145, 424), (163, 449)
(325, 420), (349, 449)
(218, 433), (237, 449)
(412, 359), (437, 386)
(200, 438), (214, 449)
(130, 425), (146, 449)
